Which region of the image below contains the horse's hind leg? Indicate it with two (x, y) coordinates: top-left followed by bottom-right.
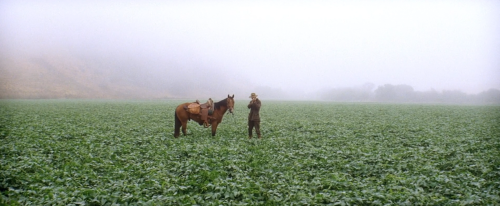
(174, 123), (181, 138)
(174, 112), (180, 138)
(174, 126), (180, 138)
(182, 122), (188, 136)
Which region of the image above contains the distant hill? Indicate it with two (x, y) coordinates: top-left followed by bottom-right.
(0, 51), (254, 100)
(0, 53), (171, 99)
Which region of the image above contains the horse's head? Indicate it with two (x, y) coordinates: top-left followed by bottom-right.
(227, 94), (235, 114)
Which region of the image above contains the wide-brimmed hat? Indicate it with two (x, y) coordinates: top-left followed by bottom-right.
(249, 93), (258, 98)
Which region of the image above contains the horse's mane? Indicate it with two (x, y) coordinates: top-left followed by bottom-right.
(214, 98), (228, 110)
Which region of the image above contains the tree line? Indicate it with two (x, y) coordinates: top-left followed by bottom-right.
(320, 84), (500, 104)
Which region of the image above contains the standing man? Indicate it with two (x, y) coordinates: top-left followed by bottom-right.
(248, 92), (262, 139)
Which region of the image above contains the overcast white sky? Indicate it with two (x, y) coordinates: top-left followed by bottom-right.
(1, 0), (499, 94)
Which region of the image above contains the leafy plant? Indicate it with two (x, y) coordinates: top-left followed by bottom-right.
(1, 100), (499, 205)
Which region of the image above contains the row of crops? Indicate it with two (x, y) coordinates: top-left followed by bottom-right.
(1, 100), (499, 205)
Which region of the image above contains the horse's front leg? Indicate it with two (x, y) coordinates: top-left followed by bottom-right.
(211, 122), (218, 136)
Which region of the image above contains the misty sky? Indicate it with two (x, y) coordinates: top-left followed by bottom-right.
(1, 0), (499, 95)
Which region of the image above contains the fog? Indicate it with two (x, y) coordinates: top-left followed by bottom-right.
(1, 1), (499, 101)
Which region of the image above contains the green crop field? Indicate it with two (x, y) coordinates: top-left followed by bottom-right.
(1, 100), (499, 205)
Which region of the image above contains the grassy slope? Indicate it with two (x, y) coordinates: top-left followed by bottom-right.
(0, 54), (169, 99)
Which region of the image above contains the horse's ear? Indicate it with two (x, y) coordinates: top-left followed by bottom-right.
(231, 94), (234, 98)
(228, 94), (230, 98)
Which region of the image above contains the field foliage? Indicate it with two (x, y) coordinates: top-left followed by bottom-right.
(1, 100), (499, 205)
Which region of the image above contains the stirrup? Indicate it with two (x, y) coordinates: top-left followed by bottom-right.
(203, 121), (210, 128)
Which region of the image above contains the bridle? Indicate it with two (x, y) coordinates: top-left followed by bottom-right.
(227, 98), (234, 115)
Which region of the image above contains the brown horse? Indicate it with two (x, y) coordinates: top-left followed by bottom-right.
(174, 94), (235, 137)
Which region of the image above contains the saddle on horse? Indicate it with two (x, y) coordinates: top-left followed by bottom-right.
(184, 98), (214, 127)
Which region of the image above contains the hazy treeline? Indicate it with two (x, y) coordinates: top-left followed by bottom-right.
(319, 84), (500, 104)
(1, 50), (498, 103)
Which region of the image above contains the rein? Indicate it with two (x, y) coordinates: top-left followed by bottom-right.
(228, 109), (235, 123)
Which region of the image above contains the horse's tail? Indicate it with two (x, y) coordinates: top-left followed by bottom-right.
(174, 110), (181, 137)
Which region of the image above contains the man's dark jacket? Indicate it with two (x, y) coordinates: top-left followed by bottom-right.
(247, 98), (261, 121)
